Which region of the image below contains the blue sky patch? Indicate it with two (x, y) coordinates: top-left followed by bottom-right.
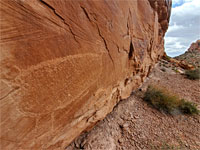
(165, 0), (200, 57)
(172, 0), (184, 8)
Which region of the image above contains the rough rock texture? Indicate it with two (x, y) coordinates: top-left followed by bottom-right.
(0, 0), (171, 149)
(67, 62), (200, 150)
(175, 39), (200, 68)
(163, 56), (195, 70)
(188, 39), (200, 52)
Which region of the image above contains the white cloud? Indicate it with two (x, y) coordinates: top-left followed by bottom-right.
(165, 0), (200, 57)
(165, 37), (187, 55)
(167, 22), (185, 32)
(184, 0), (193, 3)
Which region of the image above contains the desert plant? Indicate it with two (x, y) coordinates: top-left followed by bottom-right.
(163, 55), (171, 62)
(172, 68), (179, 73)
(144, 85), (199, 115)
(185, 68), (200, 80)
(179, 99), (199, 114)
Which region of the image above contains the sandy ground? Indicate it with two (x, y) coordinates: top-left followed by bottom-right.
(67, 61), (200, 150)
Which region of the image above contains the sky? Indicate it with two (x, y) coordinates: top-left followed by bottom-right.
(164, 0), (200, 57)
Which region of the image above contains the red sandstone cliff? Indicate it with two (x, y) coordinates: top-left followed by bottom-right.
(0, 0), (171, 149)
(188, 39), (200, 52)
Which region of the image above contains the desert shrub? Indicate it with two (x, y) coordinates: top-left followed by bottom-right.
(172, 68), (179, 73)
(144, 85), (199, 115)
(185, 68), (200, 80)
(179, 99), (199, 114)
(163, 55), (171, 62)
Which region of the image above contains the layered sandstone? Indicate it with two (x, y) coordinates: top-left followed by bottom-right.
(0, 0), (171, 149)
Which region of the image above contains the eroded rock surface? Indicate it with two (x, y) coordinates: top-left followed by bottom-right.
(174, 39), (200, 68)
(188, 39), (200, 52)
(0, 0), (171, 149)
(67, 62), (200, 150)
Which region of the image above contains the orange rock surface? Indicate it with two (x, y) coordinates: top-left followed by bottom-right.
(188, 39), (200, 52)
(0, 0), (171, 149)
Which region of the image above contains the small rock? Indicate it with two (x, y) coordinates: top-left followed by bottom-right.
(139, 86), (147, 92)
(122, 123), (129, 128)
(134, 116), (139, 119)
(118, 138), (124, 143)
(177, 68), (184, 74)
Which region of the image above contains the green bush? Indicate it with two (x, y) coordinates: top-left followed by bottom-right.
(185, 68), (200, 80)
(179, 99), (199, 114)
(144, 86), (199, 115)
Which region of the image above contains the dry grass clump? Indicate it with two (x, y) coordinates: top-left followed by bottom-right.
(144, 85), (199, 115)
(185, 68), (200, 80)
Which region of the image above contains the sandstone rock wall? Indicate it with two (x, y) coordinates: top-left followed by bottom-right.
(0, 0), (171, 149)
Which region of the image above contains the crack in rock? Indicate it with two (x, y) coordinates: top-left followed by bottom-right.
(39, 0), (80, 44)
(80, 5), (115, 67)
(96, 25), (115, 67)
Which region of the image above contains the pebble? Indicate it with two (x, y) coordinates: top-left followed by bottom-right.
(134, 115), (140, 119)
(122, 123), (129, 128)
(118, 138), (124, 143)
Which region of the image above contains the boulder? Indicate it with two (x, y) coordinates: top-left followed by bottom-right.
(0, 0), (171, 149)
(163, 53), (195, 70)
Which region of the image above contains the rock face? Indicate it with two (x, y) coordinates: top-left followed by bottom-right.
(163, 54), (195, 70)
(0, 0), (171, 149)
(175, 39), (200, 68)
(188, 39), (200, 52)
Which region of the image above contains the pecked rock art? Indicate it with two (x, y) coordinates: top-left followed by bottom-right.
(0, 0), (171, 149)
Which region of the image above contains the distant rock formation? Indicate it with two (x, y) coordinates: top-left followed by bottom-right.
(175, 39), (200, 68)
(0, 0), (171, 149)
(188, 39), (200, 52)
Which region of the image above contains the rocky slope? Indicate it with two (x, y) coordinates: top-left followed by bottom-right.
(67, 61), (200, 150)
(175, 39), (200, 68)
(188, 39), (200, 52)
(0, 0), (171, 149)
